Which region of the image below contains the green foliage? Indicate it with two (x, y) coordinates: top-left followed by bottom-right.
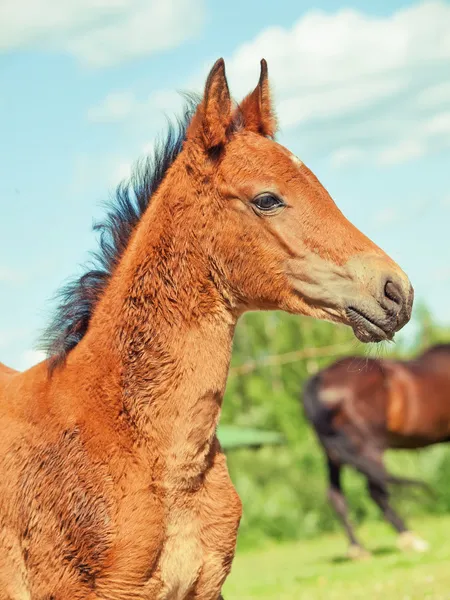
(222, 306), (450, 549)
(217, 425), (284, 450)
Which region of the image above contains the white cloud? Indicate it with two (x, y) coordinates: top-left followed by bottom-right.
(0, 266), (24, 284)
(417, 82), (450, 108)
(0, 0), (205, 67)
(87, 88), (182, 125)
(376, 140), (425, 166)
(88, 92), (137, 122)
(224, 1), (450, 101)
(0, 337), (45, 371)
(216, 1), (450, 166)
(421, 111), (450, 136)
(278, 79), (407, 129)
(422, 265), (450, 287)
(372, 197), (430, 230)
(85, 90), (184, 183)
(145, 89), (184, 115)
(112, 161), (133, 186)
(18, 350), (47, 370)
(142, 141), (155, 155)
(330, 146), (366, 168)
(374, 207), (400, 227)
(85, 1), (450, 170)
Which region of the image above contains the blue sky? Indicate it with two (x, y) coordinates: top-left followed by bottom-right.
(1, 0), (449, 370)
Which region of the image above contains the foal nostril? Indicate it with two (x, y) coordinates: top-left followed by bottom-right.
(384, 280), (403, 307)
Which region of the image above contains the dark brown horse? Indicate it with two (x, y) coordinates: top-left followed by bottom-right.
(303, 344), (450, 558)
(0, 57), (413, 598)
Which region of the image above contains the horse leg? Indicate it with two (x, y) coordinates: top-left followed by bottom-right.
(367, 480), (429, 553)
(327, 458), (370, 559)
(367, 479), (407, 532)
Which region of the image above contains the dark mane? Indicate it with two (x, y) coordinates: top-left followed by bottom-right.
(40, 96), (200, 370)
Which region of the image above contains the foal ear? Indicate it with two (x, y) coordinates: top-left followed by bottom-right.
(188, 58), (232, 151)
(238, 59), (277, 138)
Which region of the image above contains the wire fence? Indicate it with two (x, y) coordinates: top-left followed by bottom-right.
(229, 341), (357, 376)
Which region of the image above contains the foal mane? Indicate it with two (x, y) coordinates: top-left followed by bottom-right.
(40, 97), (200, 371)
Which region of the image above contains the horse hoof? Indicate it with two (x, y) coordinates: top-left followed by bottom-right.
(347, 545), (372, 560)
(397, 531), (429, 553)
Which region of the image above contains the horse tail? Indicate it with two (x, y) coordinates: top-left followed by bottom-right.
(302, 372), (431, 494)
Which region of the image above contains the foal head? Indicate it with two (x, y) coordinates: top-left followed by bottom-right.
(179, 58), (413, 343)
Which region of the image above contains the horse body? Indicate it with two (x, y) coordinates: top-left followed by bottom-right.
(1, 58), (413, 598)
(386, 350), (450, 447)
(303, 345), (450, 556)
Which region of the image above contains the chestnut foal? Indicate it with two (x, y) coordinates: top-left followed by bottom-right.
(0, 59), (413, 599)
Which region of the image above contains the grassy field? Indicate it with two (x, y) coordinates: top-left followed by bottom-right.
(224, 515), (450, 599)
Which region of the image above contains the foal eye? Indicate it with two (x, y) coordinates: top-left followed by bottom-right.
(252, 194), (284, 212)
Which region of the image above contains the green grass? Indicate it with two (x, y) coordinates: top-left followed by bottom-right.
(224, 515), (450, 599)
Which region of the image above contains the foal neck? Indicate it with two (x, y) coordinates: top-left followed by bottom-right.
(69, 168), (236, 484)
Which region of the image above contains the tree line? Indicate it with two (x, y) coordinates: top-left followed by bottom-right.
(222, 304), (450, 548)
